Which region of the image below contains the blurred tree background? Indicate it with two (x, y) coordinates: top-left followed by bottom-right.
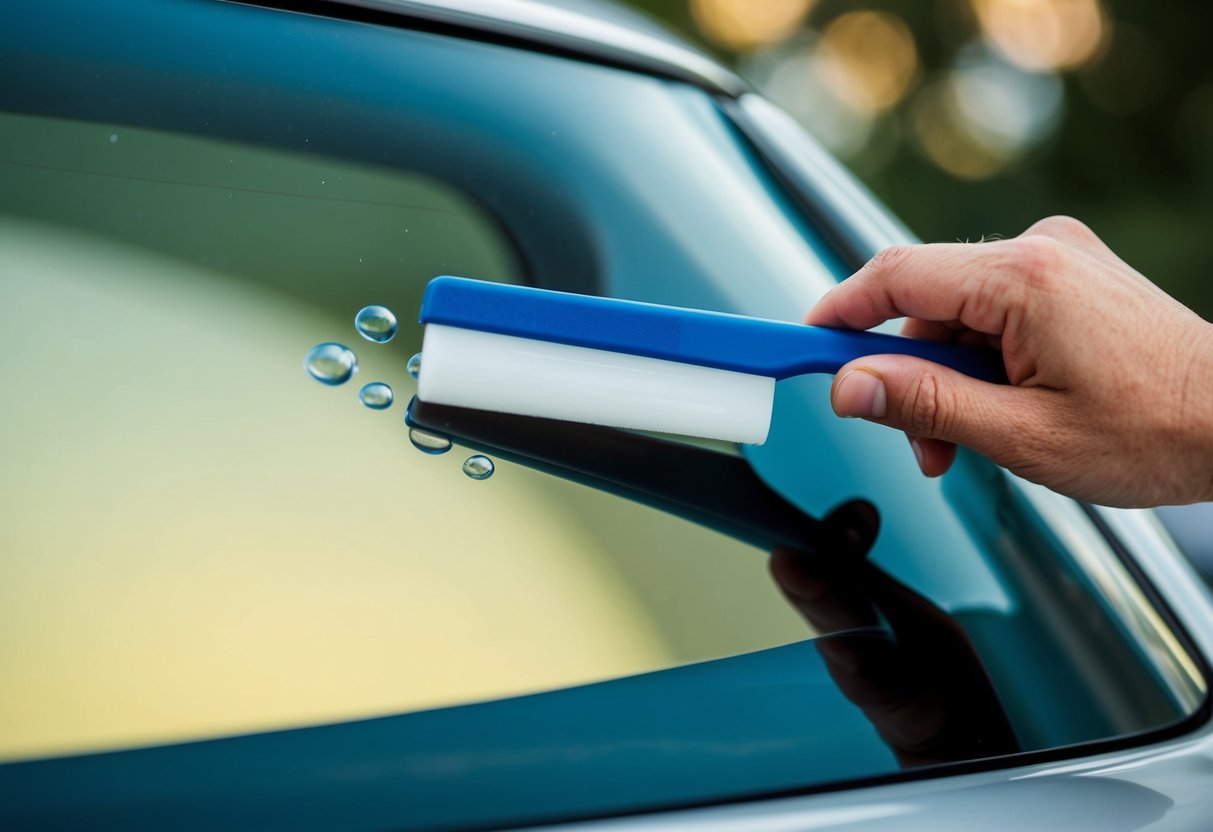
(623, 0), (1213, 318)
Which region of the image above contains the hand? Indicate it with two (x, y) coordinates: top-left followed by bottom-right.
(806, 216), (1213, 507)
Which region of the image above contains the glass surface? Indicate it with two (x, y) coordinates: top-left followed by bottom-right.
(0, 113), (810, 761)
(0, 0), (1205, 828)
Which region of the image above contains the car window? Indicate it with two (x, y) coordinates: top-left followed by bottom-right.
(0, 110), (816, 761)
(0, 0), (1206, 828)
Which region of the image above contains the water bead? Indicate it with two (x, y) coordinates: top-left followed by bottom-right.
(409, 427), (453, 455)
(359, 382), (394, 410)
(304, 342), (358, 386)
(406, 353), (422, 380)
(462, 455), (495, 480)
(354, 305), (398, 343)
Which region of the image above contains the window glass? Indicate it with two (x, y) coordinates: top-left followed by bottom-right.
(0, 113), (810, 760)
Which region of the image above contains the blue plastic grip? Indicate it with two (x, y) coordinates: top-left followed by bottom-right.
(420, 276), (1007, 384)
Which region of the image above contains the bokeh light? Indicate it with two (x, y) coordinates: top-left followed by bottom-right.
(911, 46), (1064, 179)
(674, 0), (1213, 317)
(969, 0), (1108, 71)
(951, 47), (1064, 152)
(912, 80), (1004, 180)
(743, 13), (919, 162)
(751, 36), (876, 157)
(689, 0), (813, 52)
(815, 12), (920, 114)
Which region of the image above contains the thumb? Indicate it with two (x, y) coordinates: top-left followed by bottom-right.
(830, 355), (1013, 453)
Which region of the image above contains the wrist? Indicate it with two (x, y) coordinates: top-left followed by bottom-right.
(1187, 321), (1213, 503)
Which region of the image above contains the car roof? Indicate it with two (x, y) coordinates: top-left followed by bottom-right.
(299, 0), (749, 95)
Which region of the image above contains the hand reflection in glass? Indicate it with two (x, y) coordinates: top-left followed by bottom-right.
(404, 399), (1021, 767)
(771, 501), (1020, 767)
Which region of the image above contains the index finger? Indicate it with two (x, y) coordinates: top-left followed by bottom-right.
(806, 240), (1031, 335)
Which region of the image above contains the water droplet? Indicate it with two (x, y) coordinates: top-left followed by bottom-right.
(359, 382), (393, 410)
(409, 427), (452, 455)
(305, 342), (358, 386)
(462, 455), (495, 480)
(406, 353), (422, 379)
(354, 305), (397, 343)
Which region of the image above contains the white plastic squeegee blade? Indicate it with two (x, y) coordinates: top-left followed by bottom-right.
(418, 324), (775, 445)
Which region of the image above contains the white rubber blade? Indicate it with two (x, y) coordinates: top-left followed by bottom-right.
(418, 324), (775, 445)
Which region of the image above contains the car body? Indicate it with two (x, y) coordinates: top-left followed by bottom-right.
(2, 0), (1213, 829)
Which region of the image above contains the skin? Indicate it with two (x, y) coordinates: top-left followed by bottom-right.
(805, 216), (1213, 508)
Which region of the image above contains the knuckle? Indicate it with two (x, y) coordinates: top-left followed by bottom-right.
(904, 370), (954, 438)
(1026, 214), (1093, 240)
(867, 244), (914, 277)
(1012, 235), (1066, 290)
(963, 270), (1012, 330)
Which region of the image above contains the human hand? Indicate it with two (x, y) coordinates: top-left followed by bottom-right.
(806, 216), (1213, 507)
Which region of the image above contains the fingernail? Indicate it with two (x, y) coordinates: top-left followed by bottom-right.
(834, 369), (887, 419)
(909, 436), (926, 473)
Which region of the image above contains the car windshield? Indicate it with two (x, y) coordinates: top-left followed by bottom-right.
(0, 1), (1206, 829)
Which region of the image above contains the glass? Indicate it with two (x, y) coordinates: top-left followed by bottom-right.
(0, 113), (807, 762)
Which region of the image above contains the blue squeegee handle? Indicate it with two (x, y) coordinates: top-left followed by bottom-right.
(421, 276), (1007, 384)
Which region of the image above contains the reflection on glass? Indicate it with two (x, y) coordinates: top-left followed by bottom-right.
(771, 502), (1019, 767)
(408, 399), (1020, 769)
